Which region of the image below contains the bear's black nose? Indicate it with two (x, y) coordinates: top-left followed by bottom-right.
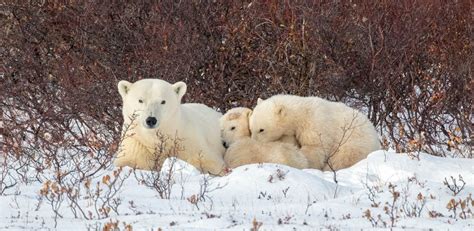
(145, 117), (157, 127)
(222, 141), (228, 149)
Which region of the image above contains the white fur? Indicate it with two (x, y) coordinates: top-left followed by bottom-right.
(114, 79), (226, 175)
(220, 107), (308, 169)
(249, 95), (381, 170)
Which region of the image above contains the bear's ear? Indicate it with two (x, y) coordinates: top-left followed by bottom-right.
(257, 98), (263, 105)
(227, 112), (240, 120)
(275, 105), (286, 117)
(118, 80), (132, 98)
(172, 81), (187, 101)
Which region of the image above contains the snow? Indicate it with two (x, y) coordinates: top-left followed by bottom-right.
(1, 150), (473, 230)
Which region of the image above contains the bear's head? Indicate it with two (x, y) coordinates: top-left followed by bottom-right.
(249, 98), (287, 142)
(219, 107), (252, 148)
(118, 79), (186, 130)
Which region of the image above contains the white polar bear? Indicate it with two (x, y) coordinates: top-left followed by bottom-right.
(220, 107), (308, 169)
(249, 95), (381, 171)
(114, 79), (226, 175)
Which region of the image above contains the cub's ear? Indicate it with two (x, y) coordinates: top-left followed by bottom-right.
(227, 112), (241, 120)
(118, 80), (132, 98)
(172, 81), (187, 101)
(275, 104), (286, 117)
(257, 98), (263, 105)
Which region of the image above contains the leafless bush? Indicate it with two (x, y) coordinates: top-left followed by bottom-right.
(267, 168), (288, 183)
(446, 194), (473, 220)
(99, 219), (133, 231)
(251, 217), (263, 231)
(281, 186), (290, 198)
(428, 210), (444, 218)
(83, 168), (131, 219)
(304, 194), (317, 215)
(187, 173), (227, 210)
(363, 209), (386, 228)
(401, 192), (427, 218)
(133, 132), (184, 199)
(384, 183), (401, 227)
(443, 175), (466, 196)
(0, 157), (17, 195)
(277, 215), (293, 225)
(364, 182), (382, 208)
(324, 111), (362, 198)
(38, 180), (65, 227)
(363, 182), (401, 228)
(399, 176), (428, 218)
(38, 167), (131, 227)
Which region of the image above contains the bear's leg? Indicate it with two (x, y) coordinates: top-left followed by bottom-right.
(113, 151), (133, 168)
(191, 151), (227, 176)
(114, 137), (155, 170)
(300, 145), (326, 170)
(114, 137), (137, 168)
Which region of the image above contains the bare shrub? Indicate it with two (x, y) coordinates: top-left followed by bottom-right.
(38, 167), (131, 226)
(401, 192), (427, 218)
(364, 182), (382, 208)
(100, 219), (133, 231)
(384, 183), (401, 227)
(363, 209), (386, 228)
(324, 111), (363, 198)
(132, 132), (184, 199)
(399, 176), (428, 218)
(267, 168), (288, 183)
(304, 193), (317, 215)
(0, 157), (17, 195)
(187, 174), (227, 210)
(443, 175), (466, 196)
(38, 180), (65, 227)
(446, 194), (473, 220)
(251, 217), (263, 231)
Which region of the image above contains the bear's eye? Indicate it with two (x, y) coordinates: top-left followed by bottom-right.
(230, 126), (235, 131)
(138, 99), (143, 103)
(161, 100), (166, 105)
(259, 129), (264, 133)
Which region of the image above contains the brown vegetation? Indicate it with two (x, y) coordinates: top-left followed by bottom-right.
(0, 0), (471, 188)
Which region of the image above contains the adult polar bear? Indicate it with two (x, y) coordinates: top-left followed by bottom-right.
(114, 79), (226, 175)
(249, 95), (380, 171)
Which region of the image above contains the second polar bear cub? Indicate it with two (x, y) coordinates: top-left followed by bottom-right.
(249, 95), (381, 171)
(220, 107), (308, 169)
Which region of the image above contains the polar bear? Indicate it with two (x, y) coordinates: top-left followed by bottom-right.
(114, 79), (226, 175)
(220, 107), (308, 169)
(249, 95), (381, 171)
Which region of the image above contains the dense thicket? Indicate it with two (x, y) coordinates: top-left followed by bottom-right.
(1, 0), (471, 160)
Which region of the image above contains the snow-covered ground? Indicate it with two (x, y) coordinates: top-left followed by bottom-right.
(0, 150), (473, 230)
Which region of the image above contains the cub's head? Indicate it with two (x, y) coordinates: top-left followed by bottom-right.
(118, 79), (186, 129)
(219, 107), (252, 148)
(249, 98), (287, 142)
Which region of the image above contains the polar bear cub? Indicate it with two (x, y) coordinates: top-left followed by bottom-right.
(220, 107), (308, 169)
(249, 95), (381, 171)
(114, 79), (226, 175)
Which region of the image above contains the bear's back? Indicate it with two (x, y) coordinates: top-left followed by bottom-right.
(182, 103), (221, 122)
